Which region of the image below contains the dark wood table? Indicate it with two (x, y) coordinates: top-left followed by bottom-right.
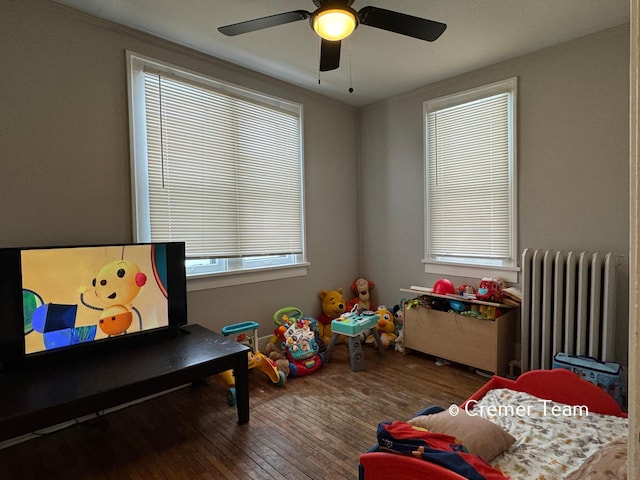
(0, 324), (250, 442)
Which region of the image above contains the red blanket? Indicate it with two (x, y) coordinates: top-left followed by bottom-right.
(376, 421), (508, 480)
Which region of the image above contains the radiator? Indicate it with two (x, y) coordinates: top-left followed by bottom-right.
(520, 249), (616, 371)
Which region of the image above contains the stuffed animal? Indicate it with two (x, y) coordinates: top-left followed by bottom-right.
(365, 306), (397, 349)
(392, 303), (405, 353)
(265, 342), (291, 378)
(394, 327), (405, 353)
(392, 303), (404, 328)
(318, 288), (346, 345)
(345, 277), (376, 313)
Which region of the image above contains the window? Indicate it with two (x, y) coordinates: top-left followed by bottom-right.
(424, 78), (517, 282)
(127, 52), (307, 289)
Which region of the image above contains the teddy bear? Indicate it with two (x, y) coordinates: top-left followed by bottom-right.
(265, 341), (291, 378)
(317, 288), (346, 345)
(345, 277), (376, 313)
(365, 306), (397, 349)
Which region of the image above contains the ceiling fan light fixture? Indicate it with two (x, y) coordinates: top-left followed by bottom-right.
(312, 8), (357, 41)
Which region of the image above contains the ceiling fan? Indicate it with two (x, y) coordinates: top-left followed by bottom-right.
(218, 0), (446, 72)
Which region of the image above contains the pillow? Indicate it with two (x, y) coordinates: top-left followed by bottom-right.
(407, 409), (515, 462)
(565, 438), (627, 480)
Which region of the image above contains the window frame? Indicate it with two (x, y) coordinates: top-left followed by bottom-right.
(423, 77), (518, 283)
(126, 51), (308, 291)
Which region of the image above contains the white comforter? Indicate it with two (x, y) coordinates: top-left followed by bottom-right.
(472, 388), (628, 479)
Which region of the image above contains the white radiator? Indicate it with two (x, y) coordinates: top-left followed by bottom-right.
(520, 249), (616, 371)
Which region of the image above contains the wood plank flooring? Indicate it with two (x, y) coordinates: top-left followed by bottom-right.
(0, 345), (487, 480)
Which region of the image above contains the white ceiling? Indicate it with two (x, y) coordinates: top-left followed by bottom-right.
(51, 0), (630, 107)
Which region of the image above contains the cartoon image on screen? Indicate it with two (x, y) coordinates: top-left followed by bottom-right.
(79, 257), (147, 336)
(22, 244), (170, 355)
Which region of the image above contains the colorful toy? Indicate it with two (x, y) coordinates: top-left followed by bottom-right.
(392, 303), (405, 353)
(476, 277), (503, 302)
(272, 307), (323, 377)
(218, 320), (286, 406)
(394, 327), (405, 353)
(448, 299), (466, 313)
(365, 306), (397, 349)
(264, 342), (291, 377)
(457, 284), (476, 297)
(325, 310), (385, 371)
(392, 303), (404, 328)
(345, 277), (376, 313)
(432, 278), (456, 295)
(479, 304), (502, 320)
(331, 309), (379, 336)
(317, 288), (346, 345)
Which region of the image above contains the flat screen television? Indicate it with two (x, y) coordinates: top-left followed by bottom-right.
(0, 242), (187, 370)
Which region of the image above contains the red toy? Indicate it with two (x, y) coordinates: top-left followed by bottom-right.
(476, 277), (503, 302)
(433, 278), (455, 295)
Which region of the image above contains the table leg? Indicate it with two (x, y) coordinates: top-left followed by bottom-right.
(234, 350), (250, 424)
(348, 336), (366, 371)
(324, 333), (339, 363)
(371, 328), (385, 357)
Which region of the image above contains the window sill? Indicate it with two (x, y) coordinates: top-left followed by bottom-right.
(423, 260), (519, 283)
(187, 263), (309, 292)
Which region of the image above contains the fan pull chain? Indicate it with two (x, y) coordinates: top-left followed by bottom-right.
(317, 37), (322, 85)
(348, 49), (353, 93)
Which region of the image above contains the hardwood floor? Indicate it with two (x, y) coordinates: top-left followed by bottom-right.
(0, 346), (487, 480)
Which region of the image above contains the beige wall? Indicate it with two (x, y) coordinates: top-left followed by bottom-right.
(0, 0), (360, 335)
(358, 25), (631, 365)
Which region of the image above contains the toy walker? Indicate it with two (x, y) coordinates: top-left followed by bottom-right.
(218, 320), (286, 406)
(272, 307), (323, 377)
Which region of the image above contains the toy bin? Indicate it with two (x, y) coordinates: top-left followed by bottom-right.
(552, 352), (623, 407)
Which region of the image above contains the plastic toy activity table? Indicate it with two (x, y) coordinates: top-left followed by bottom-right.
(324, 311), (385, 371)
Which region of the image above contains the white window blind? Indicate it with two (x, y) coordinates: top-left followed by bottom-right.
(141, 70), (303, 261)
(424, 78), (517, 274)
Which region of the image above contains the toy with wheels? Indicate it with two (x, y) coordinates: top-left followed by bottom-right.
(218, 320), (286, 406)
(273, 307), (323, 377)
(217, 369), (238, 406)
(248, 350), (286, 385)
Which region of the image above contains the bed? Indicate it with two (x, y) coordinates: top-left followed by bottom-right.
(359, 369), (628, 480)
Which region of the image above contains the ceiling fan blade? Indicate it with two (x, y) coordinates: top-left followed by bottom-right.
(358, 6), (446, 42)
(319, 39), (341, 72)
(218, 10), (310, 36)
